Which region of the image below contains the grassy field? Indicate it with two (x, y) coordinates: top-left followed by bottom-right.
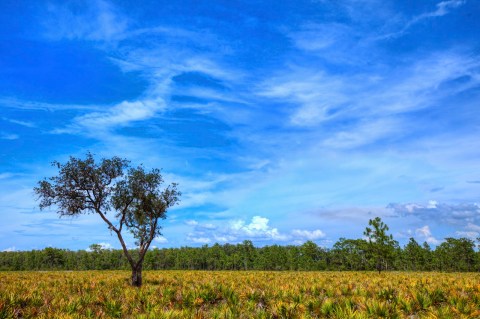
(1, 271), (479, 318)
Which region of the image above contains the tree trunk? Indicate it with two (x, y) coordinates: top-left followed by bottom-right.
(131, 264), (143, 287)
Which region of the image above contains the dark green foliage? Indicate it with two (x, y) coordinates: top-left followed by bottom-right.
(434, 237), (476, 271)
(2, 235), (480, 272)
(403, 238), (431, 271)
(4, 210), (479, 272)
(364, 217), (399, 272)
(331, 238), (369, 270)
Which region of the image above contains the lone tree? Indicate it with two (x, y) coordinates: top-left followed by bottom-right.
(363, 217), (398, 273)
(34, 153), (180, 287)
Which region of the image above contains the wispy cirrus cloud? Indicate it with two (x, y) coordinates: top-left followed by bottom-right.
(322, 0), (467, 42)
(258, 69), (348, 126)
(42, 0), (129, 42)
(0, 132), (19, 140)
(51, 99), (166, 136)
(40, 2), (242, 142)
(289, 0), (467, 62)
(408, 0), (466, 26)
(256, 49), (480, 156)
(2, 117), (36, 128)
(378, 0), (467, 40)
(290, 22), (357, 53)
(0, 173), (14, 180)
(0, 97), (101, 111)
(322, 117), (401, 149)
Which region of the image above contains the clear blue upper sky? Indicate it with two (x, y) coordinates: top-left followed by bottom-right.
(1, 0), (480, 251)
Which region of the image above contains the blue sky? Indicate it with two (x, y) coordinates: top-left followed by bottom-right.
(1, 0), (480, 251)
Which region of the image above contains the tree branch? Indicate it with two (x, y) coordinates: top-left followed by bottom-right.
(136, 217), (158, 269)
(95, 208), (119, 233)
(118, 198), (134, 233)
(115, 231), (135, 269)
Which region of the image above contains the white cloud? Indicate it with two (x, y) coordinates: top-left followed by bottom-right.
(258, 51), (480, 132)
(373, 53), (480, 115)
(161, 169), (275, 213)
(322, 118), (400, 149)
(2, 117), (36, 128)
(213, 234), (237, 243)
(38, 0), (246, 144)
(198, 223), (217, 230)
(258, 69), (347, 126)
(389, 202), (480, 225)
(455, 223), (480, 239)
(0, 173), (14, 180)
(230, 216), (288, 240)
(184, 215), (288, 244)
(0, 132), (19, 140)
(80, 100), (164, 128)
(43, 10), (242, 142)
(455, 231), (478, 239)
(465, 223), (480, 232)
(427, 200), (438, 209)
(257, 51), (480, 137)
(415, 225), (432, 237)
(185, 220), (199, 226)
(368, 0), (466, 40)
(54, 99), (166, 136)
(43, 0), (129, 42)
(290, 23), (355, 52)
(415, 225), (441, 245)
(185, 220), (217, 230)
(429, 0), (465, 16)
(183, 215), (328, 245)
(403, 203), (422, 213)
(404, 0), (465, 30)
(181, 57), (244, 83)
(154, 236), (168, 244)
(426, 237), (441, 246)
(187, 234), (211, 244)
(0, 97), (100, 111)
(291, 229), (325, 240)
(2, 246), (16, 252)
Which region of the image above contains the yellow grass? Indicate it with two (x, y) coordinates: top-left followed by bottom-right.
(1, 271), (479, 318)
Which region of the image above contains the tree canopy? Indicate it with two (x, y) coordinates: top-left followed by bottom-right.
(34, 152), (180, 286)
(364, 217), (399, 272)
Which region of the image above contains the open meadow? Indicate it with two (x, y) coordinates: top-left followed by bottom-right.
(1, 271), (480, 318)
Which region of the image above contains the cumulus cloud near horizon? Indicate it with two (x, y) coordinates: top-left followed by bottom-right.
(185, 215), (326, 245)
(388, 201), (480, 224)
(415, 225), (442, 245)
(389, 201), (480, 244)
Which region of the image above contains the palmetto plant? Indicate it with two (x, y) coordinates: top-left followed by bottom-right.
(2, 271), (480, 318)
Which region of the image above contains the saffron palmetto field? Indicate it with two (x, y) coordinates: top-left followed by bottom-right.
(1, 271), (479, 318)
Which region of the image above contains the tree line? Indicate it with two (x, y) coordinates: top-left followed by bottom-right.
(1, 236), (477, 272)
